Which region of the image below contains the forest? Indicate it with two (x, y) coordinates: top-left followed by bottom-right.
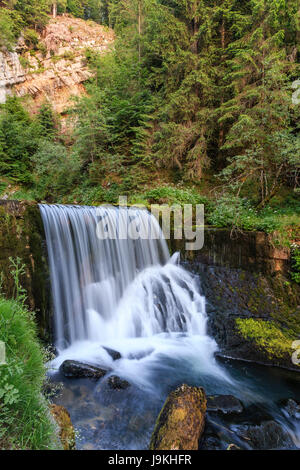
(0, 0), (299, 241)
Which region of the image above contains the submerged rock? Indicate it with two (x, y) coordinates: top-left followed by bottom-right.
(108, 375), (130, 390)
(103, 347), (122, 361)
(149, 384), (207, 450)
(60, 360), (109, 379)
(237, 421), (294, 449)
(283, 399), (300, 419)
(50, 404), (75, 450)
(207, 395), (244, 415)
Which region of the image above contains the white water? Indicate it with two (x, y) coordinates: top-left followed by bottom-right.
(40, 204), (225, 387)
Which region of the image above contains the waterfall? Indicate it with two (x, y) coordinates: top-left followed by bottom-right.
(40, 203), (222, 387)
(40, 203), (208, 346)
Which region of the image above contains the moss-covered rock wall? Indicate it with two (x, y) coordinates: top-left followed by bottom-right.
(171, 229), (300, 371)
(0, 200), (51, 340)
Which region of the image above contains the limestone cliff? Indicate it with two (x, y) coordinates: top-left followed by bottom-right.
(0, 15), (114, 113)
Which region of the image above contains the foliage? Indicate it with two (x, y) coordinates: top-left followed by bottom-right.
(0, 8), (22, 50)
(30, 140), (82, 200)
(0, 259), (58, 449)
(291, 248), (300, 284)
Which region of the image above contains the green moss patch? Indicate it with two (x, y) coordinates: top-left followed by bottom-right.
(236, 318), (297, 362)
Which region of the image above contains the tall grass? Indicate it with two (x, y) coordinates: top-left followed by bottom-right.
(0, 260), (58, 449)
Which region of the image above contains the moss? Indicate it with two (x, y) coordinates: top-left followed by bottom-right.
(0, 201), (51, 341)
(50, 405), (75, 450)
(150, 385), (206, 450)
(236, 318), (297, 362)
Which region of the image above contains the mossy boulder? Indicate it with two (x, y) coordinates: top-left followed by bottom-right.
(149, 385), (206, 450)
(50, 404), (76, 450)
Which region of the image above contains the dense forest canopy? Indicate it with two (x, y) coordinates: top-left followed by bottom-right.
(0, 0), (299, 236)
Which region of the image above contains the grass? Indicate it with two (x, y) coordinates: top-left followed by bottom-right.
(0, 294), (58, 449)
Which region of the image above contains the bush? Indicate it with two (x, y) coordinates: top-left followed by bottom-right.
(23, 29), (40, 48)
(132, 186), (209, 207)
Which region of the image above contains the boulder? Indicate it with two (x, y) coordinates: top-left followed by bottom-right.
(60, 360), (109, 379)
(149, 384), (207, 450)
(108, 375), (130, 390)
(103, 347), (122, 361)
(207, 395), (244, 415)
(50, 404), (75, 450)
(237, 421), (294, 449)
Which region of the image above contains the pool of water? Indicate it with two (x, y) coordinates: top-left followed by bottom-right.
(49, 337), (300, 450)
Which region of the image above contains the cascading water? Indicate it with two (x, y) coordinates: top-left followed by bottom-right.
(40, 203), (300, 450)
(39, 204), (220, 373)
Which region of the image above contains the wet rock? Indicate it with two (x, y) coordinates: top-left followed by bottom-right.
(108, 375), (130, 390)
(50, 404), (75, 450)
(150, 384), (207, 450)
(283, 399), (300, 419)
(128, 348), (154, 360)
(60, 360), (109, 379)
(207, 395), (244, 415)
(103, 347), (122, 361)
(237, 421), (294, 449)
(227, 444), (242, 450)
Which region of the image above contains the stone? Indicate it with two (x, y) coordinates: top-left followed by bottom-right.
(283, 399), (300, 419)
(60, 360), (109, 379)
(50, 404), (75, 450)
(103, 347), (122, 361)
(227, 444), (242, 450)
(207, 395), (244, 415)
(149, 384), (207, 450)
(237, 421), (294, 450)
(108, 375), (130, 390)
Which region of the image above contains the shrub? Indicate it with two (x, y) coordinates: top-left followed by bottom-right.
(23, 29), (40, 48)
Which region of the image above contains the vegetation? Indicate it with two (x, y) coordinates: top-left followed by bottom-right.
(0, 259), (58, 450)
(291, 247), (300, 284)
(235, 318), (296, 361)
(0, 1), (299, 245)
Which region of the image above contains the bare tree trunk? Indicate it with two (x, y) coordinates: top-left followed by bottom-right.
(52, 2), (57, 19)
(138, 0), (141, 63)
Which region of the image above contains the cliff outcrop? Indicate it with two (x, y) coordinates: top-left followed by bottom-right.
(0, 15), (114, 113)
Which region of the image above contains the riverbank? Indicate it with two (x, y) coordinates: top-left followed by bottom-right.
(0, 294), (58, 449)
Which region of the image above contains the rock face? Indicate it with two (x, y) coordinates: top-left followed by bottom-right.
(207, 395), (244, 415)
(50, 404), (75, 450)
(149, 385), (207, 451)
(0, 51), (26, 104)
(0, 200), (51, 340)
(0, 15), (114, 114)
(60, 360), (109, 379)
(193, 263), (300, 371)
